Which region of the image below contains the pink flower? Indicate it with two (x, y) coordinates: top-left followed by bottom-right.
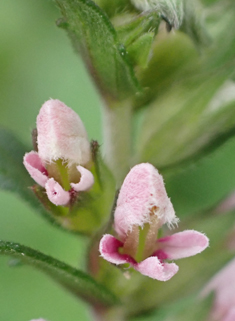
(30, 319), (47, 321)
(99, 163), (209, 281)
(202, 258), (235, 321)
(23, 99), (94, 206)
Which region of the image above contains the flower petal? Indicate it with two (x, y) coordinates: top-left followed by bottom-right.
(23, 151), (48, 187)
(201, 258), (235, 321)
(99, 235), (179, 280)
(70, 165), (94, 192)
(135, 256), (179, 281)
(223, 308), (235, 321)
(45, 178), (70, 206)
(156, 230), (209, 260)
(99, 234), (136, 265)
(37, 99), (91, 166)
(114, 163), (178, 240)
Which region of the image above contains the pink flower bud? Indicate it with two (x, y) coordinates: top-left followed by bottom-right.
(114, 163), (178, 240)
(37, 99), (91, 166)
(23, 99), (94, 206)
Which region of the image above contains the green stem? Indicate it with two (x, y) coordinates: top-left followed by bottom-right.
(102, 100), (132, 186)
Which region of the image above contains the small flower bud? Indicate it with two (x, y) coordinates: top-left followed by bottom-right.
(114, 163), (178, 241)
(37, 99), (91, 167)
(23, 99), (94, 206)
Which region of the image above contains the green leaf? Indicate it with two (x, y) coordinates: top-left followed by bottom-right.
(128, 33), (155, 68)
(133, 31), (198, 109)
(0, 240), (119, 307)
(137, 16), (235, 169)
(0, 128), (32, 195)
(114, 11), (159, 69)
(138, 74), (235, 169)
(115, 12), (160, 48)
(181, 0), (211, 48)
(92, 0), (135, 18)
(131, 293), (213, 321)
(55, 0), (140, 100)
(164, 293), (213, 321)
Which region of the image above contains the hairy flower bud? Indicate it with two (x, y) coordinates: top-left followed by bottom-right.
(114, 163), (178, 240)
(23, 99), (94, 206)
(37, 99), (91, 166)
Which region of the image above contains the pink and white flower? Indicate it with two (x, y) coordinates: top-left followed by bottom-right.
(99, 163), (209, 281)
(23, 99), (94, 206)
(202, 258), (235, 321)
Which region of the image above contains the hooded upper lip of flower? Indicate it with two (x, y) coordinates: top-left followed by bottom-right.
(201, 258), (235, 321)
(99, 163), (209, 281)
(23, 99), (94, 206)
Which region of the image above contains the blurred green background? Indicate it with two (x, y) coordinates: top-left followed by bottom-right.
(1, 0), (235, 320)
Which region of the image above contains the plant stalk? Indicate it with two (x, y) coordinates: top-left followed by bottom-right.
(102, 100), (132, 186)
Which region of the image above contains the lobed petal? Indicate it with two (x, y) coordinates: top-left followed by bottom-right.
(135, 256), (179, 281)
(99, 235), (179, 281)
(45, 178), (70, 206)
(114, 163), (178, 240)
(37, 99), (91, 166)
(99, 234), (135, 265)
(156, 230), (209, 260)
(70, 165), (94, 192)
(23, 151), (48, 187)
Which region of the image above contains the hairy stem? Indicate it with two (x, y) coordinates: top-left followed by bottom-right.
(102, 100), (132, 186)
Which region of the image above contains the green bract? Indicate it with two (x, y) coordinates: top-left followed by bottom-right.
(55, 0), (140, 101)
